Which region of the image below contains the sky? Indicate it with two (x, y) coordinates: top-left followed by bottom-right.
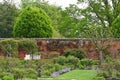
(0, 0), (78, 9)
(46, 0), (77, 9)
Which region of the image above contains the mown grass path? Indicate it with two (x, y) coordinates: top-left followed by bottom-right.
(39, 70), (97, 80)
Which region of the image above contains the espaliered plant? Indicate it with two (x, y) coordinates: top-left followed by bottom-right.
(0, 39), (18, 57)
(13, 6), (53, 38)
(18, 39), (38, 58)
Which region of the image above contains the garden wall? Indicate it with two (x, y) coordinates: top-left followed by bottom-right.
(36, 38), (120, 59)
(0, 38), (120, 59)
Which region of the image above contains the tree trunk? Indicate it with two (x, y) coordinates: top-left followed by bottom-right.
(99, 50), (103, 65)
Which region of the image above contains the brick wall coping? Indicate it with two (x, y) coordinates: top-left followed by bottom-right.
(0, 38), (120, 41)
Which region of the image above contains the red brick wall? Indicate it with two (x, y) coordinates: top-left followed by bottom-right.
(0, 38), (120, 59)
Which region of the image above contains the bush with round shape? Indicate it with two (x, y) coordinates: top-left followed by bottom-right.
(64, 49), (86, 59)
(67, 55), (79, 64)
(13, 6), (53, 38)
(55, 56), (67, 65)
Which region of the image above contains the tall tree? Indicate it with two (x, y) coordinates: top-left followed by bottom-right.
(58, 5), (84, 37)
(59, 0), (120, 38)
(20, 0), (62, 32)
(13, 6), (53, 38)
(0, 0), (19, 37)
(82, 26), (114, 65)
(77, 0), (120, 27)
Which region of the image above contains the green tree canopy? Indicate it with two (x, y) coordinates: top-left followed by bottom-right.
(112, 15), (120, 38)
(0, 0), (18, 38)
(59, 0), (120, 38)
(20, 0), (63, 38)
(13, 6), (53, 38)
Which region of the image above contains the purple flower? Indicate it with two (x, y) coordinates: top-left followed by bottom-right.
(52, 72), (60, 77)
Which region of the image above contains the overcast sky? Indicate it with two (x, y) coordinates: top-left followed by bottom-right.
(0, 0), (78, 9)
(46, 0), (77, 8)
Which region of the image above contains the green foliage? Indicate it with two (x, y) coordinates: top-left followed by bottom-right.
(55, 56), (67, 65)
(55, 56), (79, 69)
(12, 68), (25, 80)
(41, 62), (63, 77)
(54, 63), (62, 71)
(0, 39), (18, 57)
(0, 72), (7, 79)
(25, 68), (37, 79)
(0, 0), (19, 38)
(64, 49), (86, 59)
(3, 75), (14, 80)
(59, 0), (120, 38)
(66, 56), (79, 65)
(23, 60), (38, 69)
(13, 6), (53, 38)
(18, 39), (38, 55)
(21, 0), (63, 38)
(82, 26), (114, 38)
(80, 59), (98, 69)
(112, 15), (120, 38)
(93, 77), (105, 80)
(0, 57), (21, 72)
(41, 63), (55, 77)
(97, 57), (120, 79)
(58, 6), (82, 37)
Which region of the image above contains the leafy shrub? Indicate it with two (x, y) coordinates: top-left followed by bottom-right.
(12, 68), (25, 80)
(93, 77), (105, 80)
(23, 60), (38, 69)
(0, 39), (18, 57)
(64, 49), (86, 59)
(41, 70), (51, 77)
(41, 63), (55, 77)
(55, 56), (80, 69)
(80, 59), (98, 69)
(77, 60), (84, 69)
(112, 15), (120, 38)
(66, 56), (79, 69)
(41, 63), (63, 77)
(3, 75), (14, 80)
(55, 56), (67, 65)
(7, 58), (20, 69)
(13, 6), (53, 38)
(54, 63), (62, 71)
(0, 57), (21, 72)
(25, 68), (37, 79)
(97, 70), (111, 79)
(0, 72), (7, 79)
(67, 56), (79, 64)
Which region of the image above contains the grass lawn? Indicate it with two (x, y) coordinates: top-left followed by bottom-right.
(39, 70), (97, 80)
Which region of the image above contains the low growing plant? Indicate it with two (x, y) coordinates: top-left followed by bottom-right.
(63, 49), (86, 59)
